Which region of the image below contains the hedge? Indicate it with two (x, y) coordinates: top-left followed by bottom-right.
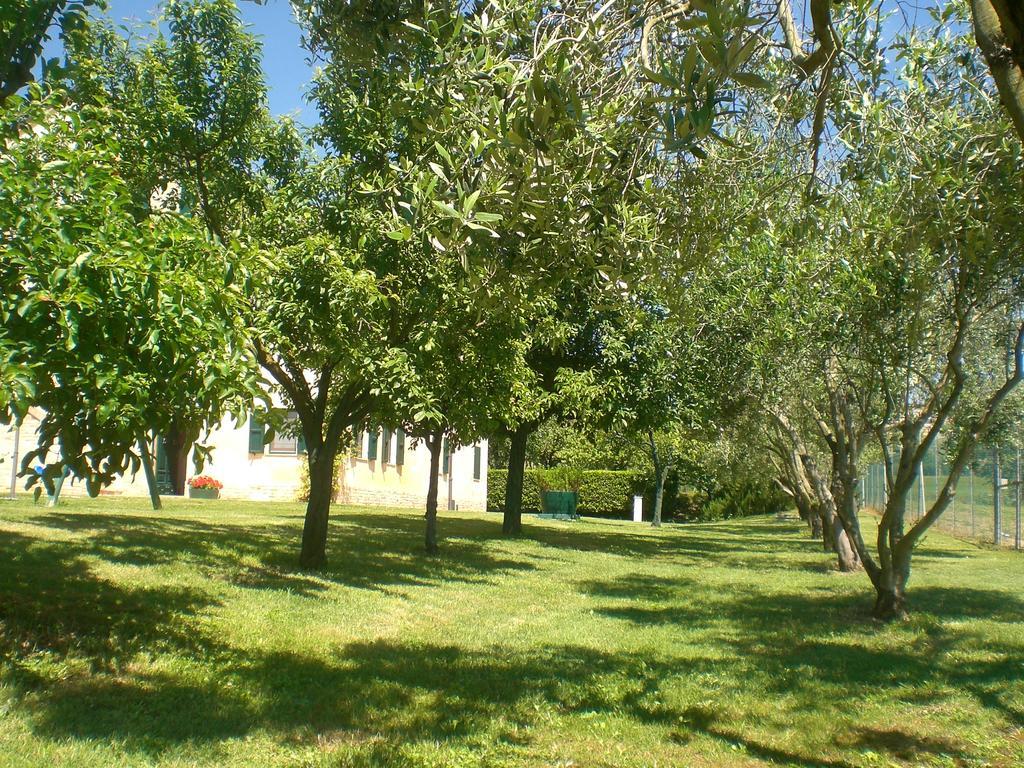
(488, 468), (789, 522)
(487, 469), (645, 517)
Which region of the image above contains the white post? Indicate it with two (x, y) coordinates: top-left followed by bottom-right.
(632, 495), (643, 523)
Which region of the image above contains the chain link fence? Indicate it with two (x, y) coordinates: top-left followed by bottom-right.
(863, 444), (1023, 550)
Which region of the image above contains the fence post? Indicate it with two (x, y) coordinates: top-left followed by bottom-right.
(994, 452), (1002, 546)
(970, 464), (975, 537)
(951, 456), (956, 535)
(918, 461), (926, 520)
(1015, 449), (1021, 551)
(882, 461), (887, 509)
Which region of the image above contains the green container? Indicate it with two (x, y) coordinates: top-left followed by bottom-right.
(188, 487), (220, 500)
(542, 491), (578, 517)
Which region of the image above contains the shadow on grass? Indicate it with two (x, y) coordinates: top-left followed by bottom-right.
(582, 569), (1024, 739)
(2, 509), (1022, 766)
(20, 510), (536, 595)
(0, 530), (218, 677)
(15, 630), (1016, 766)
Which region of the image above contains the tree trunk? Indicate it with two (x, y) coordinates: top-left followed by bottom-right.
(801, 454), (859, 571)
(299, 444), (337, 570)
(652, 467), (667, 527)
(972, 0), (1024, 143)
(425, 429), (443, 554)
(46, 466), (70, 508)
(872, 549), (910, 620)
(162, 424), (192, 495)
(829, 513), (860, 572)
(502, 425), (530, 535)
(819, 506), (837, 552)
(648, 430), (667, 527)
(809, 508), (823, 540)
(138, 437), (163, 511)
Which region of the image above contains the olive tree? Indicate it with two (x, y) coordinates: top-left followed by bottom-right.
(753, 24), (1024, 615)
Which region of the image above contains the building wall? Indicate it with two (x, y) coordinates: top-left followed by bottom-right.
(0, 416), (34, 497)
(1, 412), (488, 511)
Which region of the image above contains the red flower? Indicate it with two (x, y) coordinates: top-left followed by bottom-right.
(188, 475), (223, 490)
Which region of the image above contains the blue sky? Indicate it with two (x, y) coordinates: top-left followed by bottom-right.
(43, 0), (316, 124)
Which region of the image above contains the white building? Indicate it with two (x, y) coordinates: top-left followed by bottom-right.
(0, 410), (488, 511)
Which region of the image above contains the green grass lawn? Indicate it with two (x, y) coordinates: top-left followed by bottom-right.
(0, 497), (1021, 768)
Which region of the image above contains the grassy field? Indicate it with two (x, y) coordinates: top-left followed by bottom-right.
(0, 497), (1021, 768)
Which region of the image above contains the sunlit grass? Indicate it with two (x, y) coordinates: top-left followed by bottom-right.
(0, 496), (1021, 767)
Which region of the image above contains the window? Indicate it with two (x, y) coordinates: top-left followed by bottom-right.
(367, 429), (379, 461)
(267, 411), (302, 455)
(473, 444), (482, 480)
(381, 429), (392, 464)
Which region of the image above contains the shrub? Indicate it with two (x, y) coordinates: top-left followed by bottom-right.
(699, 477), (789, 522)
(576, 470), (646, 517)
(488, 469), (644, 517)
(488, 467), (788, 522)
(296, 455), (343, 502)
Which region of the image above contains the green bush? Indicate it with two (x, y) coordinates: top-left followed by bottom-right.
(576, 470), (646, 517)
(698, 477), (789, 522)
(296, 455), (343, 503)
(488, 468), (788, 522)
(488, 469), (644, 516)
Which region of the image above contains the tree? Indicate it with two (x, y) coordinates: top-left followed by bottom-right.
(0, 0), (102, 100)
(747, 22), (1024, 615)
(257, 1), (548, 567)
(393, 285), (524, 554)
(299, 0), (667, 542)
(63, 0), (271, 495)
(496, 286), (644, 534)
(0, 91), (258, 497)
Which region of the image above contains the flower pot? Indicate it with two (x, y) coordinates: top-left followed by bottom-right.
(188, 487), (220, 500)
(541, 491), (578, 518)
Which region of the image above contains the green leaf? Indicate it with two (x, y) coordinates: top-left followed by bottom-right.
(432, 201), (461, 218)
(732, 71), (772, 90)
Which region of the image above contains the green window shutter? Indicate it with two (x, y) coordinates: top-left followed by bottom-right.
(297, 431), (306, 454)
(367, 429), (378, 461)
(473, 445), (482, 480)
(248, 415), (265, 454)
(442, 436), (450, 475)
(396, 429), (405, 465)
(381, 429), (392, 464)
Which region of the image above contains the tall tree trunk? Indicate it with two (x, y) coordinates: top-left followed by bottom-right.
(502, 425), (530, 535)
(425, 429), (443, 554)
(299, 442), (337, 570)
(138, 436), (163, 511)
(819, 505), (837, 553)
